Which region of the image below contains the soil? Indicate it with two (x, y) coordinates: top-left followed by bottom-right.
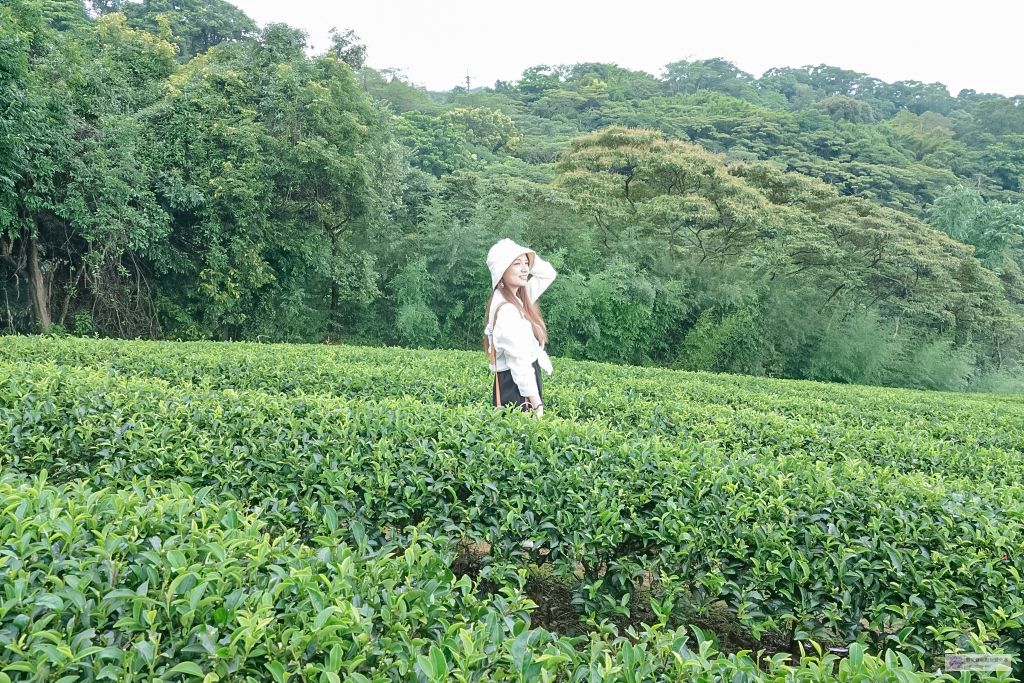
(448, 538), (846, 667)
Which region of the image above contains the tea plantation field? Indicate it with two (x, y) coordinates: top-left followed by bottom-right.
(1, 335), (1021, 683)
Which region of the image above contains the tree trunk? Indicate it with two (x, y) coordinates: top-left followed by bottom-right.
(329, 235), (341, 342)
(26, 232), (51, 332)
(329, 281), (339, 341)
(58, 265), (83, 327)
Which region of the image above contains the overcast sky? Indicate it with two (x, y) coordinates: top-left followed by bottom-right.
(228, 0), (1024, 98)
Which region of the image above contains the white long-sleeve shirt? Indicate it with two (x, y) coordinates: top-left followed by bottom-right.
(485, 255), (557, 398)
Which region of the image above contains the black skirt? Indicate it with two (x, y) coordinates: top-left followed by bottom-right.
(493, 359), (542, 409)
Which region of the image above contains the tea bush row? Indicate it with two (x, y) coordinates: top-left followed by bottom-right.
(3, 362), (1023, 660)
(5, 336), (1022, 483)
(7, 471), (945, 683)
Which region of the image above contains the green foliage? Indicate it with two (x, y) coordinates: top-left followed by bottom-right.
(482, 61), (1024, 216)
(4, 0), (1024, 395)
(0, 472), (544, 682)
(0, 2), (178, 337)
(358, 67), (442, 114)
(85, 13), (178, 111)
(6, 8), (1024, 674)
(121, 0), (258, 62)
(929, 185), (1024, 267)
(661, 58), (763, 104)
(0, 0), (37, 228)
(447, 106), (522, 153)
(974, 98), (1024, 138)
(41, 0), (90, 31)
(894, 335), (976, 391)
(543, 128), (1011, 377)
(682, 305), (762, 372)
(3, 335), (1024, 673)
(394, 108), (522, 179)
(72, 309), (95, 335)
(395, 111), (476, 178)
(757, 65), (959, 119)
(512, 65), (562, 102)
(392, 257), (440, 347)
(814, 95), (875, 124)
(579, 259), (657, 364)
(324, 27), (365, 70)
(557, 127), (770, 264)
(803, 311), (894, 384)
(137, 22), (399, 341)
(7, 462), (992, 682)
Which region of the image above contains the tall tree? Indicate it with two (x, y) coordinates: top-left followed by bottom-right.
(929, 184), (1024, 267)
(122, 0), (258, 62)
(1, 9), (176, 335)
(0, 0), (76, 332)
(661, 58), (759, 101)
(138, 23), (403, 340)
(556, 127), (770, 264)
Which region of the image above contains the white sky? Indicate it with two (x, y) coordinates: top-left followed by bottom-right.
(229, 0), (1024, 97)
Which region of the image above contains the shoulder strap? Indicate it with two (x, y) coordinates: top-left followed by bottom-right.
(489, 301), (510, 407)
(487, 301), (509, 360)
(491, 301), (510, 327)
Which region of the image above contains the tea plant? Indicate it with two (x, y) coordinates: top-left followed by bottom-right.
(3, 359), (1024, 662)
(4, 336), (1021, 481)
(6, 471), (1005, 683)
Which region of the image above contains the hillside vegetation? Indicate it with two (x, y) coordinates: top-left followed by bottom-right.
(2, 0), (1024, 393)
(1, 335), (1022, 681)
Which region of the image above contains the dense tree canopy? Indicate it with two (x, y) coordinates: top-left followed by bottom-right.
(3, 0), (1024, 391)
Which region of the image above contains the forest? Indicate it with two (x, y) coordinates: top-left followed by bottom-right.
(3, 0), (1024, 392)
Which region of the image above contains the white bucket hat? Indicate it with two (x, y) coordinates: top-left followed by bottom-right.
(486, 239), (535, 290)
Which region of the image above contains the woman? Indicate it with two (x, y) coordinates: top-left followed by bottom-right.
(484, 239), (556, 416)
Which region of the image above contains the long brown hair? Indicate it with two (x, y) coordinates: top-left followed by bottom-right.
(483, 282), (548, 351)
